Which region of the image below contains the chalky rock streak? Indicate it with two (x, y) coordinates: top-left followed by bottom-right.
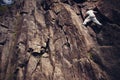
(0, 0), (120, 80)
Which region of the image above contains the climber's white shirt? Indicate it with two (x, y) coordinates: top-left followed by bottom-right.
(83, 10), (102, 25)
(86, 10), (96, 17)
(3, 0), (13, 5)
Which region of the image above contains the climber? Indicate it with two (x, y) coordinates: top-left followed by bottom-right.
(0, 0), (13, 5)
(83, 9), (102, 26)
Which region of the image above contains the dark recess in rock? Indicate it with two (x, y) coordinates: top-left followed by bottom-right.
(74, 0), (86, 3)
(18, 60), (28, 68)
(0, 39), (7, 45)
(31, 38), (50, 57)
(41, 0), (50, 10)
(20, 11), (28, 15)
(27, 48), (34, 53)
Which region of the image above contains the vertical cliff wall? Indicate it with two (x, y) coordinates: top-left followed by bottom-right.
(0, 0), (120, 80)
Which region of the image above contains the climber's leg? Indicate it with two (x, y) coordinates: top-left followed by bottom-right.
(92, 17), (102, 26)
(83, 17), (91, 26)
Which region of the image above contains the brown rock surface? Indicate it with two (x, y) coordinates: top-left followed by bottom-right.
(0, 0), (120, 80)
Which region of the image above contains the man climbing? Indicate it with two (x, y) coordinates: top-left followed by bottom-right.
(83, 9), (102, 26)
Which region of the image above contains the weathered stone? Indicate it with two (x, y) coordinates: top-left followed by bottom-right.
(0, 0), (120, 80)
(51, 3), (63, 14)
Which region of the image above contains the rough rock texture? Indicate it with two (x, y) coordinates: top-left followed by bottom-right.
(0, 0), (120, 80)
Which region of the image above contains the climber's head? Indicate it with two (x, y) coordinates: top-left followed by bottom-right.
(86, 8), (92, 11)
(86, 8), (90, 11)
(86, 7), (94, 11)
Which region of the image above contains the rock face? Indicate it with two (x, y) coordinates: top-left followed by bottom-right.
(0, 0), (120, 80)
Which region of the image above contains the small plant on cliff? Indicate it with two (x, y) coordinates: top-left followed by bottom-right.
(88, 52), (94, 60)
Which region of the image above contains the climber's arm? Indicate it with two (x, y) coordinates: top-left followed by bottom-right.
(84, 12), (89, 18)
